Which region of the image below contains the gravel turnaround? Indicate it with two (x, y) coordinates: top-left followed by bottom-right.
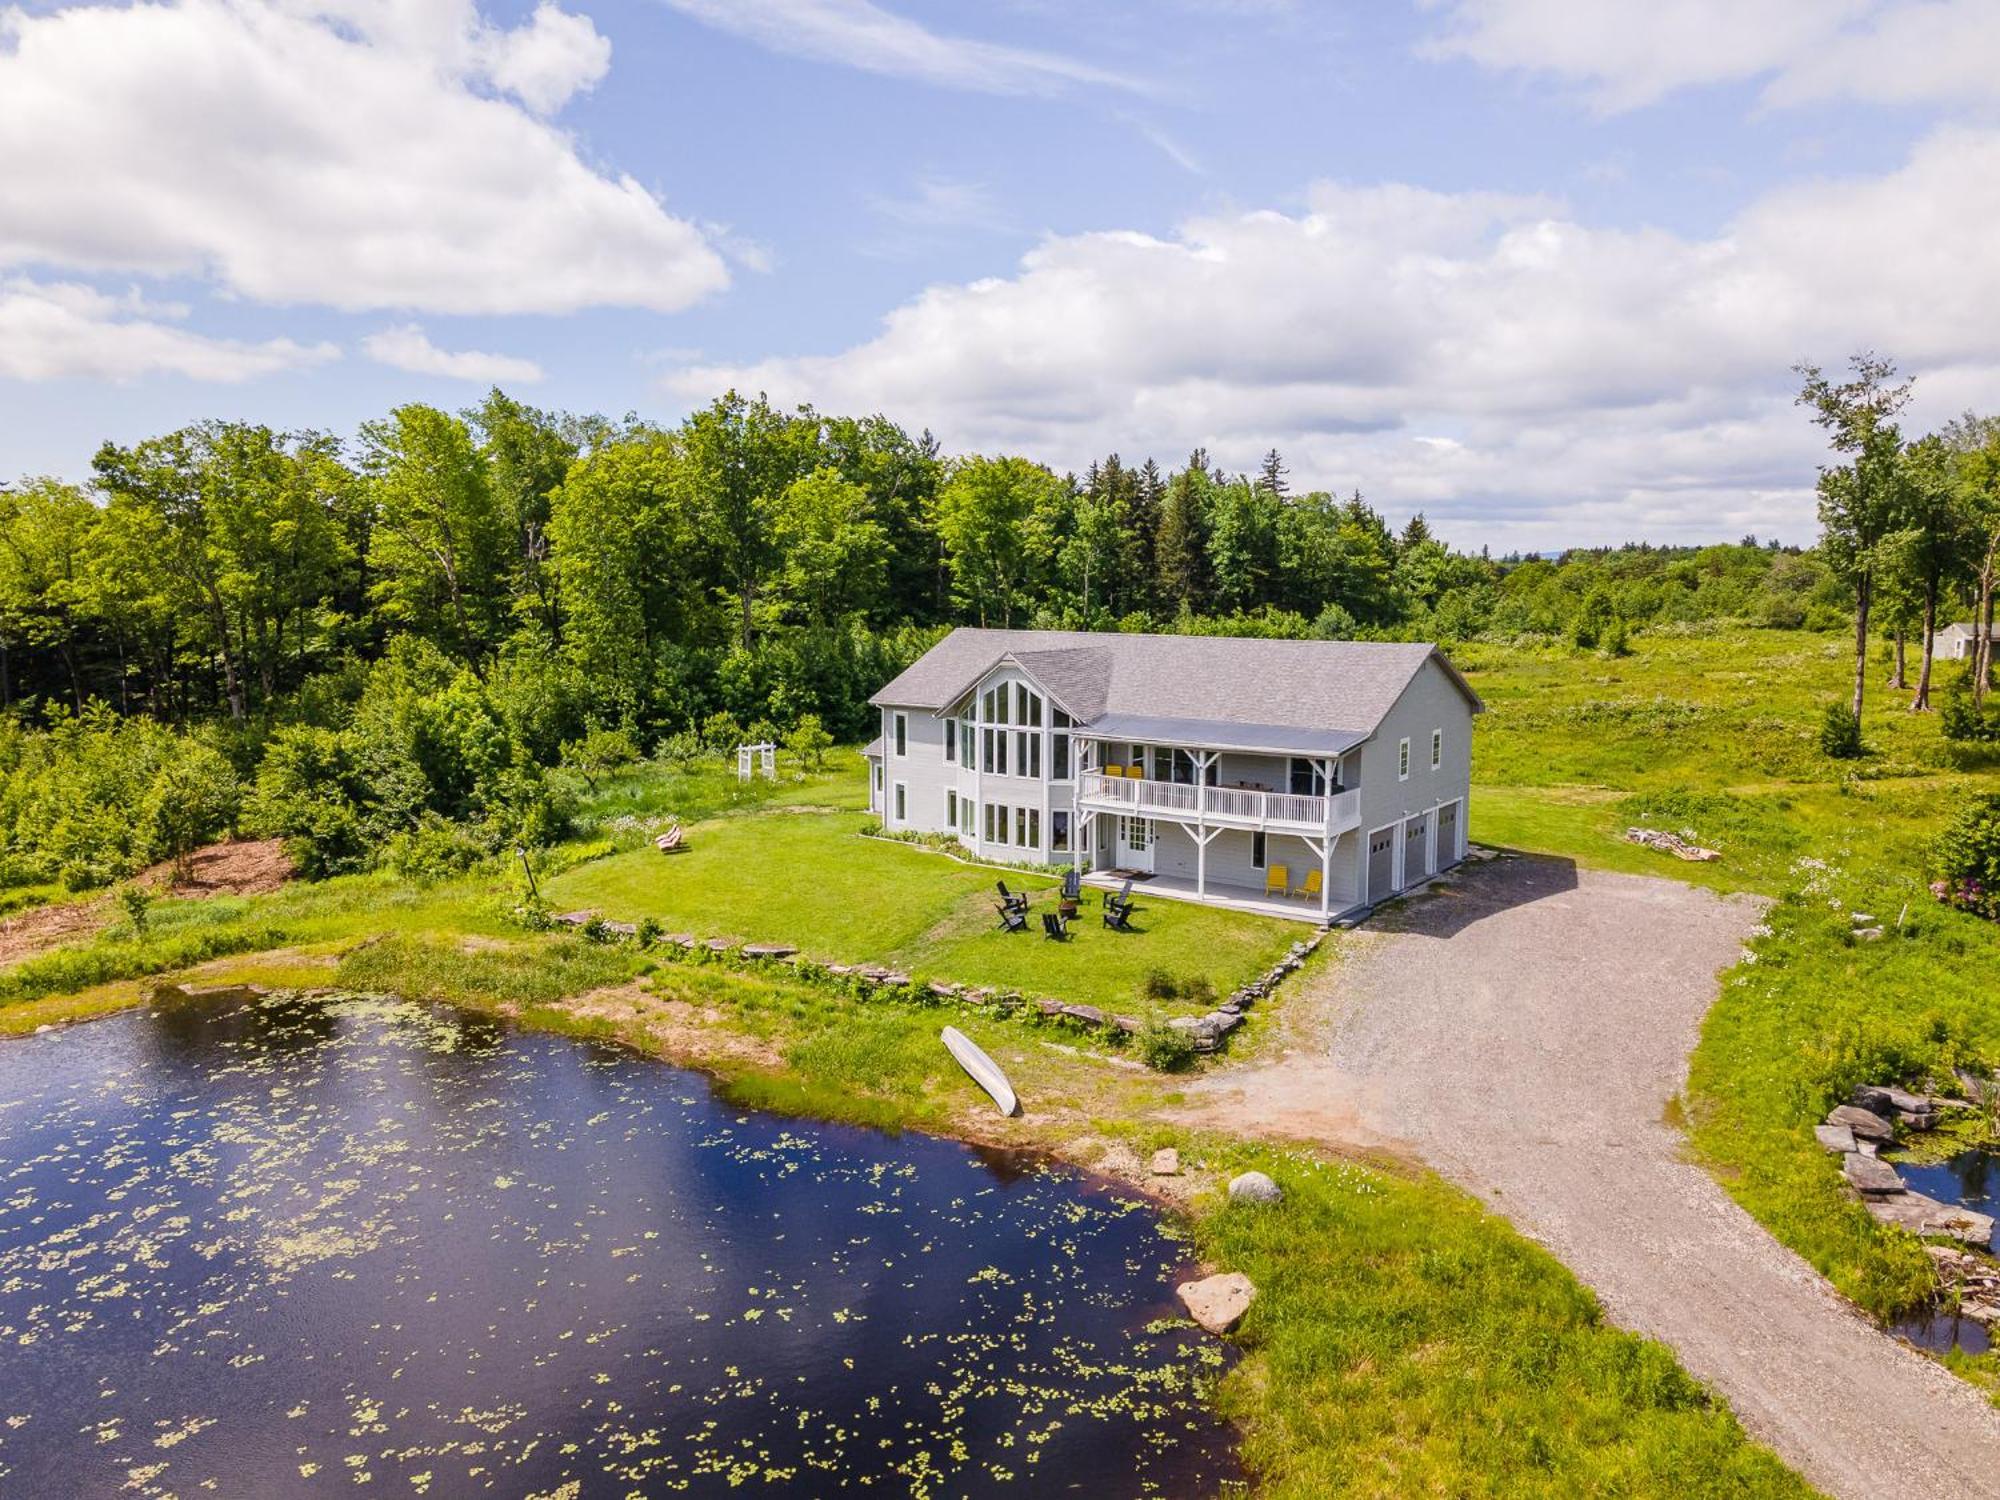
(1181, 857), (2000, 1499)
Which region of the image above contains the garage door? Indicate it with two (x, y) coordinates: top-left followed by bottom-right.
(1436, 801), (1460, 867)
(1404, 814), (1431, 882)
(1366, 828), (1396, 905)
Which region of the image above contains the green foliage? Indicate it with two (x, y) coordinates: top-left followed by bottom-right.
(560, 725), (641, 788)
(115, 882), (153, 937)
(1929, 794), (2000, 919)
(1134, 1021), (1197, 1072)
(1820, 702), (1864, 759)
(139, 742), (241, 874)
(784, 713), (833, 771)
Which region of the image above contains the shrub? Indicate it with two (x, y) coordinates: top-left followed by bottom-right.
(115, 883), (154, 938)
(383, 816), (489, 880)
(1141, 968), (1179, 1001)
(138, 743), (242, 878)
(560, 725), (641, 788)
(1135, 1022), (1198, 1073)
(1930, 794), (2000, 920)
(785, 713), (833, 771)
(1600, 614), (1631, 658)
(1819, 703), (1863, 760)
(1940, 671), (2000, 743)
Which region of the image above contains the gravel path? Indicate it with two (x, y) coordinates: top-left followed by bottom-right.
(1180, 857), (2000, 1499)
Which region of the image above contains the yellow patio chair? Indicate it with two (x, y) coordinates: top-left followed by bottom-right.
(1102, 764), (1124, 777)
(1295, 869), (1323, 902)
(1264, 864), (1288, 899)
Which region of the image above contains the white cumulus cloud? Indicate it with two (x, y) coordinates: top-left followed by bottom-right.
(0, 277), (338, 382)
(0, 0), (726, 315)
(665, 128), (2000, 549)
(1421, 0), (2000, 113)
(363, 324), (545, 383)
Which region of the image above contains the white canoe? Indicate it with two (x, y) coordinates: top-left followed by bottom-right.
(941, 1026), (1019, 1117)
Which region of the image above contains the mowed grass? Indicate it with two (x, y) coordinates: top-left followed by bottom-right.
(1460, 625), (2000, 1393)
(543, 807), (1297, 1012)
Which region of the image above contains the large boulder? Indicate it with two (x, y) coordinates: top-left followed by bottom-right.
(1826, 1103), (1895, 1145)
(1814, 1123), (1857, 1154)
(1228, 1171), (1283, 1205)
(1843, 1152), (1905, 1196)
(1177, 1272), (1256, 1335)
(1865, 1192), (1996, 1250)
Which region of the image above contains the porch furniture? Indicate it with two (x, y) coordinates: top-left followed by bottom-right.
(1041, 912), (1069, 940)
(1264, 865), (1289, 899)
(654, 823), (685, 854)
(1107, 879), (1134, 912)
(996, 903), (1028, 933)
(1061, 869), (1082, 901)
(1294, 869), (1323, 902)
(995, 881), (1029, 914)
(1103, 901), (1133, 932)
(1102, 764), (1124, 777)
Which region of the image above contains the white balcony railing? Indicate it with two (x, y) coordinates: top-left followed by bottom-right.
(1078, 773), (1360, 832)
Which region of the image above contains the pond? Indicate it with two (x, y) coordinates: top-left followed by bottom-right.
(1892, 1146), (1999, 1357)
(0, 992), (1241, 1497)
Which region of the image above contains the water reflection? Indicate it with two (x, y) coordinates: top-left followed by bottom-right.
(0, 992), (1240, 1497)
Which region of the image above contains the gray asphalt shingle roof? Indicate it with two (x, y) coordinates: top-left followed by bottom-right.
(870, 628), (1481, 741)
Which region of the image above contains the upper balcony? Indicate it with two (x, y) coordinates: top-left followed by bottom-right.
(1077, 772), (1361, 835)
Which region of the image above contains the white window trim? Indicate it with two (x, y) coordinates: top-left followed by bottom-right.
(1397, 737), (1411, 781)
(893, 712), (908, 758)
(892, 780), (907, 823)
(947, 789), (958, 826)
(1431, 727), (1442, 770)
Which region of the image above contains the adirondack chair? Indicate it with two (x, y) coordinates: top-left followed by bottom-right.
(1102, 900), (1133, 932)
(1040, 912), (1069, 941)
(995, 881), (1029, 914)
(1294, 868), (1324, 903)
(1106, 879), (1134, 912)
(996, 903), (1028, 933)
(1264, 864), (1289, 899)
(1061, 868), (1082, 902)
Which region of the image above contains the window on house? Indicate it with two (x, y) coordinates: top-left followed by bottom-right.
(962, 799), (976, 836)
(1052, 733), (1070, 781)
(947, 789), (957, 826)
(984, 803), (997, 842)
(994, 687), (1009, 726)
(996, 732), (1008, 776)
(1026, 691), (1042, 727)
(872, 763), (882, 793)
(1398, 738), (1411, 780)
(1015, 806), (1028, 845)
(893, 782), (906, 821)
(1027, 808), (1040, 847)
(1252, 831), (1267, 868)
(945, 719), (956, 764)
(1051, 810), (1070, 853)
(1018, 732), (1040, 779)
(893, 713), (907, 757)
(1431, 728), (1443, 770)
(1053, 707), (1072, 729)
(1290, 758), (1329, 797)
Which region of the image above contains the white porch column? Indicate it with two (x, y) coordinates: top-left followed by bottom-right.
(1192, 751), (1215, 898)
(1320, 836), (1333, 920)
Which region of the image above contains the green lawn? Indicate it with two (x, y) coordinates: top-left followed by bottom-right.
(543, 806), (1297, 1012)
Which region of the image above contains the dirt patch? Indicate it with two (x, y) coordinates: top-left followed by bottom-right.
(565, 983), (787, 1070)
(0, 898), (103, 966)
(139, 838), (294, 898)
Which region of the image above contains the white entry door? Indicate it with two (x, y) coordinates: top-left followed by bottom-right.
(1117, 815), (1155, 872)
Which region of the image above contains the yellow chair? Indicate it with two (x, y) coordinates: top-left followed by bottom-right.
(1264, 865), (1288, 899)
(1102, 764), (1124, 777)
(1295, 869), (1323, 902)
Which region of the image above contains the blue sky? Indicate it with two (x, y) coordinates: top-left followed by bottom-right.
(4, 0), (1999, 548)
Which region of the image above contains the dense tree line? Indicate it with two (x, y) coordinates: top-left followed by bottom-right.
(0, 388), (1859, 887)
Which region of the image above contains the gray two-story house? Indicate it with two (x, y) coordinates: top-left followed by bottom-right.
(864, 629), (1483, 924)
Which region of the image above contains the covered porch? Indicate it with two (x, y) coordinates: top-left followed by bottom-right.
(1081, 870), (1346, 926)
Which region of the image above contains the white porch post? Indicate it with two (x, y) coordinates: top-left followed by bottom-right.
(1192, 750), (1215, 899)
(1320, 837), (1333, 920)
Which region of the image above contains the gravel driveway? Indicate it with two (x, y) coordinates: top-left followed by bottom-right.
(1180, 856), (2000, 1499)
